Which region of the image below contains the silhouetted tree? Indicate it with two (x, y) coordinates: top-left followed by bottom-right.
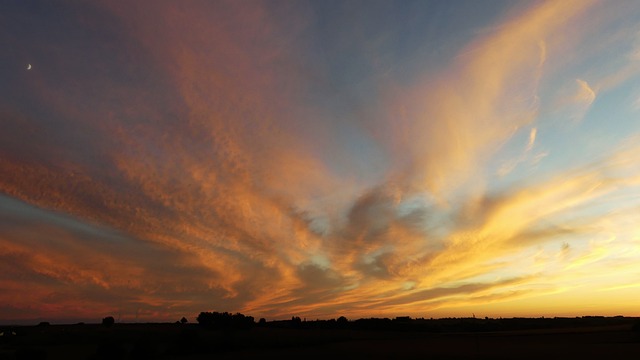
(102, 316), (115, 328)
(258, 318), (266, 326)
(197, 312), (254, 329)
(180, 317), (188, 324)
(337, 316), (349, 328)
(291, 316), (302, 328)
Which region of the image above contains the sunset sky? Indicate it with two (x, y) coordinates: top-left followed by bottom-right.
(2, 0), (640, 324)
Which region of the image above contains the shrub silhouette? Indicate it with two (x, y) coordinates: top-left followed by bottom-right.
(101, 316), (115, 328)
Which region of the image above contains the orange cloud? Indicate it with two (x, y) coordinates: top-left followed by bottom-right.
(376, 0), (596, 196)
(4, 0), (640, 323)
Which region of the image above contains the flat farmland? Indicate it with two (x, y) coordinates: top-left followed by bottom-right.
(1, 320), (639, 359)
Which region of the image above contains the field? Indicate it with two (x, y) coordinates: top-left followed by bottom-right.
(1, 318), (639, 359)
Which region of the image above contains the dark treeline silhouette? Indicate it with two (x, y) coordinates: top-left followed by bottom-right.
(252, 314), (639, 333)
(196, 311), (254, 330)
(6, 313), (638, 333)
(188, 311), (640, 333)
(2, 314), (639, 359)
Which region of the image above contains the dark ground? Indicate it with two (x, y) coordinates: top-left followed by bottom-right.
(1, 317), (639, 359)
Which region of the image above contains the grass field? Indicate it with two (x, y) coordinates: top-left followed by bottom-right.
(1, 319), (639, 359)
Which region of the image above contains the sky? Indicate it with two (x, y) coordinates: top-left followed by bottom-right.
(2, 0), (640, 324)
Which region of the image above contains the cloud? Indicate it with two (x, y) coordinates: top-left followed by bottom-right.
(574, 79), (596, 105)
(370, 0), (595, 196)
(498, 127), (539, 176)
(0, 195), (233, 322)
(548, 78), (596, 124)
(526, 127), (538, 152)
(3, 0), (640, 322)
(375, 276), (533, 309)
(1, 0), (362, 321)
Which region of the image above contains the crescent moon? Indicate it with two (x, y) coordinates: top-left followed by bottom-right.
(27, 64), (32, 70)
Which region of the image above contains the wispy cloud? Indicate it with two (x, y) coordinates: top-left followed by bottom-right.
(2, 0), (640, 322)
